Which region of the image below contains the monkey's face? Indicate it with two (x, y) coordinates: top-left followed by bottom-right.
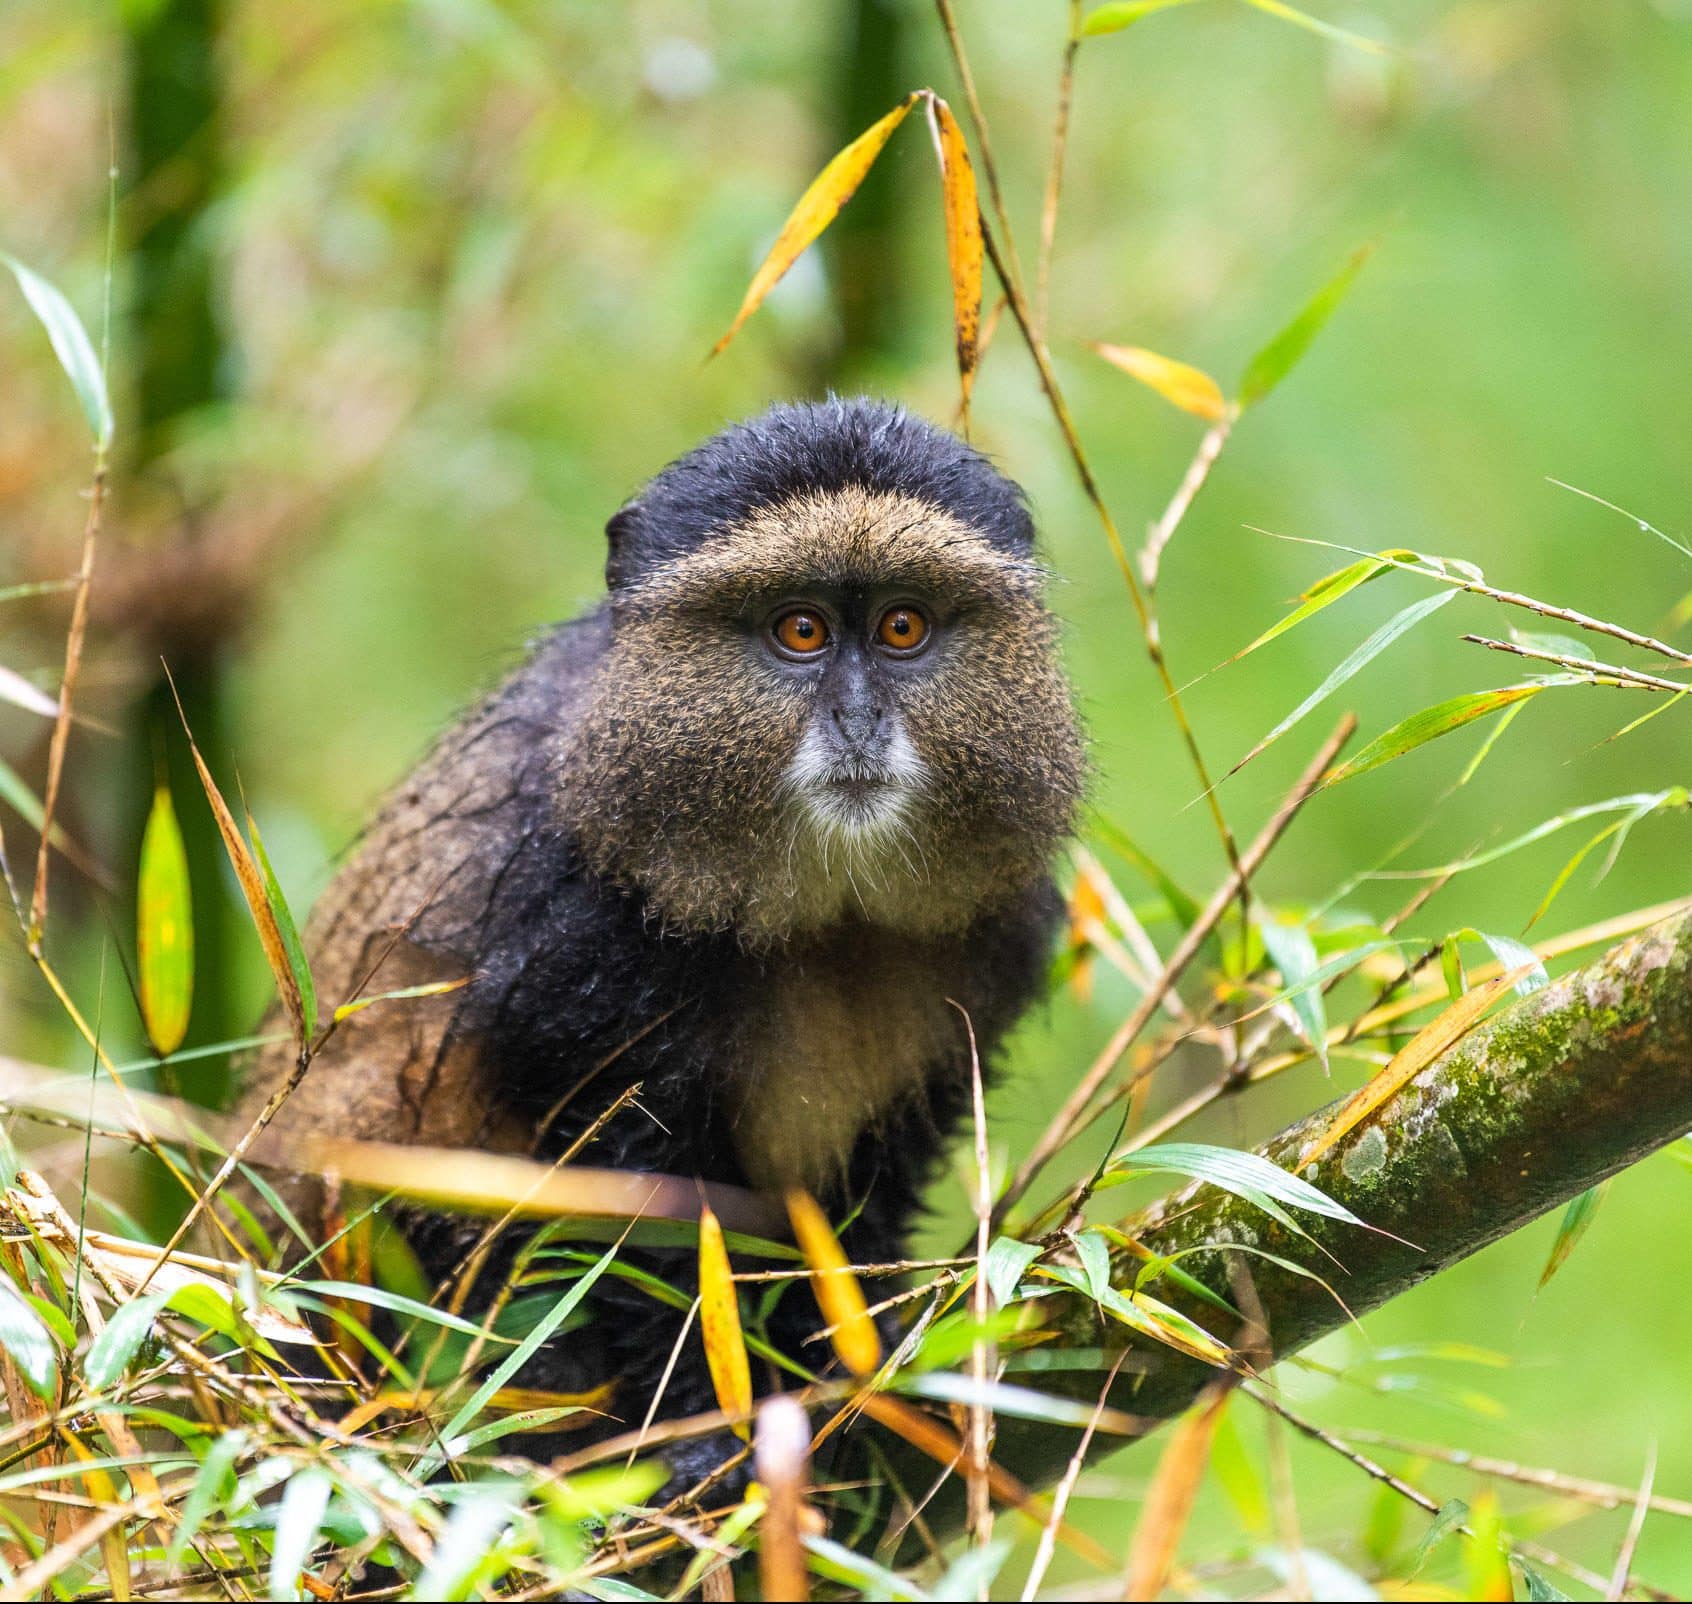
(562, 487), (1084, 940)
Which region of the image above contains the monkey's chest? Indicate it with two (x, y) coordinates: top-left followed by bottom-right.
(724, 946), (963, 1195)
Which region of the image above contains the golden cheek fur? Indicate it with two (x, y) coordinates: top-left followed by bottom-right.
(557, 496), (1085, 941)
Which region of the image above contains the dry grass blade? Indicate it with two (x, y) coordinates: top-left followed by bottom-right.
(1092, 342), (1227, 421)
(755, 1394), (812, 1603)
(697, 1203), (753, 1441)
(1122, 1384), (1232, 1600)
(785, 1189), (882, 1377)
(710, 94), (916, 358)
(1298, 966), (1532, 1169)
(926, 94), (984, 428)
(313, 1138), (789, 1242)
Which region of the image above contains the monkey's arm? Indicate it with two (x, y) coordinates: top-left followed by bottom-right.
(237, 612), (612, 1171)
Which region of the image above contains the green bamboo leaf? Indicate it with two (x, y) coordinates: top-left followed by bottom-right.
(1230, 591), (1455, 775)
(1237, 0), (1388, 55)
(898, 1371), (1136, 1432)
(1520, 1562), (1574, 1602)
(1239, 241), (1377, 409)
(1508, 627), (1595, 663)
(166, 1426), (248, 1566)
(1455, 696), (1527, 786)
(3, 252), (113, 449)
(0, 664), (59, 721)
(1082, 0), (1203, 35)
(1446, 929), (1548, 996)
(289, 1281), (519, 1340)
(1537, 1182), (1607, 1290)
(1409, 1498), (1470, 1575)
(1259, 918), (1328, 1069)
(138, 785), (194, 1056)
(83, 1290), (171, 1391)
(1323, 684), (1552, 788)
(434, 1238), (620, 1454)
(412, 1489), (519, 1601)
(269, 1465), (332, 1602)
(1092, 820), (1202, 929)
(1224, 550), (1420, 665)
(1074, 1227), (1112, 1303)
(983, 1236), (1042, 1307)
(1105, 1141), (1364, 1225)
(803, 1535), (930, 1602)
(246, 810), (317, 1041)
(0, 1277), (59, 1399)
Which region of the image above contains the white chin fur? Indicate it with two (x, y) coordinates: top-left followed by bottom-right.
(786, 722), (927, 840)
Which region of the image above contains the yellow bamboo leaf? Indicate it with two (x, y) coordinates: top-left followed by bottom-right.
(1123, 1385), (1232, 1601)
(136, 784), (193, 1056)
(711, 95), (916, 358)
(1066, 864), (1107, 1002)
(1092, 342), (1229, 421)
(785, 1189), (881, 1377)
(926, 95), (983, 424)
(1298, 966), (1530, 1170)
(698, 1203), (754, 1440)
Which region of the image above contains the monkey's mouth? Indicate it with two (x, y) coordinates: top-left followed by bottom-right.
(785, 722), (929, 837)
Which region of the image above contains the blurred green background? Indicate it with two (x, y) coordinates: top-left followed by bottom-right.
(2, 0), (1689, 1592)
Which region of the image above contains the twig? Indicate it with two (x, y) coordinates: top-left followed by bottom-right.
(1333, 1429), (1692, 1521)
(1609, 1446), (1658, 1602)
(1019, 1351), (1128, 1601)
(1259, 535), (1692, 665)
(932, 0), (1026, 302)
(29, 466), (104, 947)
(934, 1), (1250, 916)
(1462, 634), (1688, 693)
(998, 714), (1354, 1223)
(1142, 413), (1235, 591)
(1034, 0), (1082, 342)
(955, 1001), (994, 1578)
(1250, 1387), (1670, 1602)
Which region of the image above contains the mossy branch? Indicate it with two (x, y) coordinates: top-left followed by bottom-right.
(893, 903), (1692, 1518)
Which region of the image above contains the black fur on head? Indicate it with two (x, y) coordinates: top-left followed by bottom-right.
(604, 397), (1036, 590)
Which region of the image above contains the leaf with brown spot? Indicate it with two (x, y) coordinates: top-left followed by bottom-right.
(926, 95), (983, 425)
(1123, 1384), (1232, 1601)
(785, 1189), (881, 1377)
(698, 1203), (753, 1440)
(1297, 966), (1531, 1170)
(711, 95), (916, 358)
(171, 698), (305, 1050)
(1092, 342), (1228, 421)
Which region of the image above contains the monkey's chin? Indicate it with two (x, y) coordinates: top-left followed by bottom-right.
(799, 776), (916, 837)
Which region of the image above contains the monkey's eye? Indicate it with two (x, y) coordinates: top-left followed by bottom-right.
(875, 605), (930, 653)
(772, 609), (831, 656)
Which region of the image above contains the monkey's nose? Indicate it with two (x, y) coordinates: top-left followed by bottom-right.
(831, 701), (889, 749)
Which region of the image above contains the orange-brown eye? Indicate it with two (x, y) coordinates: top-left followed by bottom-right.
(876, 605), (930, 652)
(773, 609), (830, 655)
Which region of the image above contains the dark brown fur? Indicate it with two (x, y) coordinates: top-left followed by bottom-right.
(239, 400), (1084, 1479)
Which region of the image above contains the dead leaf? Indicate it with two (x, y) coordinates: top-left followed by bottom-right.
(711, 95), (916, 358)
(1298, 967), (1531, 1169)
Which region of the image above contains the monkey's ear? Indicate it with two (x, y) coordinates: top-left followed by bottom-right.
(604, 501), (643, 591)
